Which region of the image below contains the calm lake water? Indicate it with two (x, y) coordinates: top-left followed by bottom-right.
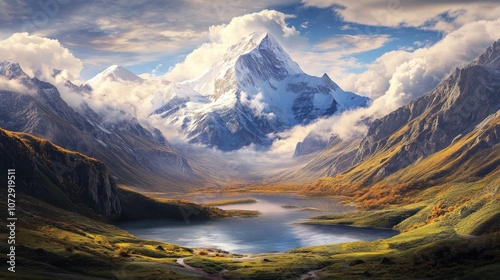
(118, 193), (397, 254)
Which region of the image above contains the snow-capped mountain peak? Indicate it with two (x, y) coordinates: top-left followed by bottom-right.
(188, 31), (303, 100)
(152, 31), (370, 151)
(88, 65), (143, 84)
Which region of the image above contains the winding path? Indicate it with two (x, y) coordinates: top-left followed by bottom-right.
(299, 269), (320, 280)
(176, 257), (224, 280)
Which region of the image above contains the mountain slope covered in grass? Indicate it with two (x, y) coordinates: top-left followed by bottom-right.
(303, 40), (500, 211)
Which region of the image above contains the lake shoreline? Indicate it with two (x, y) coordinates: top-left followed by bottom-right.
(117, 192), (397, 254)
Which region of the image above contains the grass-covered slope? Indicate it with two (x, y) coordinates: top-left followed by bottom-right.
(0, 196), (202, 280)
(1, 193), (497, 280)
(0, 127), (259, 278)
(178, 185), (498, 279)
(304, 113), (499, 210)
(177, 223), (499, 279)
(118, 187), (259, 220)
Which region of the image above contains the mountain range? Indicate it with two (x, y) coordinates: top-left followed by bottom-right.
(0, 61), (198, 192)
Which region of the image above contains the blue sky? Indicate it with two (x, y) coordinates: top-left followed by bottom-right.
(0, 0), (498, 94)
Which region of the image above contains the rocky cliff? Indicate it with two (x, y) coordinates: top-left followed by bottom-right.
(0, 128), (121, 219)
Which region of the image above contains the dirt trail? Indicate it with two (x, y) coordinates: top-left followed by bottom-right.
(299, 269), (321, 279)
(176, 257), (224, 280)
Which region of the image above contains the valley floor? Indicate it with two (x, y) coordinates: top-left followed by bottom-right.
(1, 191), (498, 280)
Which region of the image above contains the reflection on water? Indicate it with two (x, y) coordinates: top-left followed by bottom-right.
(118, 193), (397, 254)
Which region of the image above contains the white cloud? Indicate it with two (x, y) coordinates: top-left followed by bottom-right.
(301, 0), (500, 33)
(85, 78), (166, 122)
(268, 104), (377, 155)
(339, 19), (500, 104)
(0, 76), (35, 94)
(0, 1), (296, 72)
(0, 32), (82, 81)
(241, 92), (276, 121)
(0, 32), (85, 108)
(339, 24), (353, 31)
(271, 18), (500, 156)
(165, 9), (390, 83)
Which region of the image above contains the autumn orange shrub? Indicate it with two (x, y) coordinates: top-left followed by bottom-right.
(426, 201), (455, 223)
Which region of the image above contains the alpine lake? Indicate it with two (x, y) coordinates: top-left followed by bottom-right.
(118, 192), (397, 254)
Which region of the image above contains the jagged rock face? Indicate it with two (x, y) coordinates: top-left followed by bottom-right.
(186, 102), (277, 151)
(0, 62), (196, 191)
(233, 32), (303, 88)
(294, 132), (328, 157)
(149, 32), (370, 151)
(353, 39), (500, 177)
(0, 128), (121, 219)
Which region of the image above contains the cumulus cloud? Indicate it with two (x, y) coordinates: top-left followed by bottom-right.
(241, 92), (276, 120)
(0, 32), (85, 107)
(302, 0), (500, 33)
(270, 18), (500, 157)
(85, 77), (167, 122)
(0, 32), (82, 81)
(339, 19), (500, 103)
(268, 105), (376, 155)
(0, 0), (296, 74)
(164, 9), (391, 82)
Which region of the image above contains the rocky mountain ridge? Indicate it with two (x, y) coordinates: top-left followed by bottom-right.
(352, 39), (500, 181)
(0, 61), (198, 191)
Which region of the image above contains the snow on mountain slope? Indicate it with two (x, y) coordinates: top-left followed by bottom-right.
(151, 31), (370, 151)
(88, 65), (144, 84)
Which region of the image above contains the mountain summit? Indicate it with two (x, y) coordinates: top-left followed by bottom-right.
(88, 65), (144, 84)
(189, 31), (303, 99)
(150, 32), (370, 151)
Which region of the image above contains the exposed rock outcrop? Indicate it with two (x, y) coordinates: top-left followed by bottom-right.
(0, 128), (121, 219)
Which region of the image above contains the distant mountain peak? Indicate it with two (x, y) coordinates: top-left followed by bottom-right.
(0, 60), (29, 80)
(470, 38), (500, 68)
(88, 65), (143, 84)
